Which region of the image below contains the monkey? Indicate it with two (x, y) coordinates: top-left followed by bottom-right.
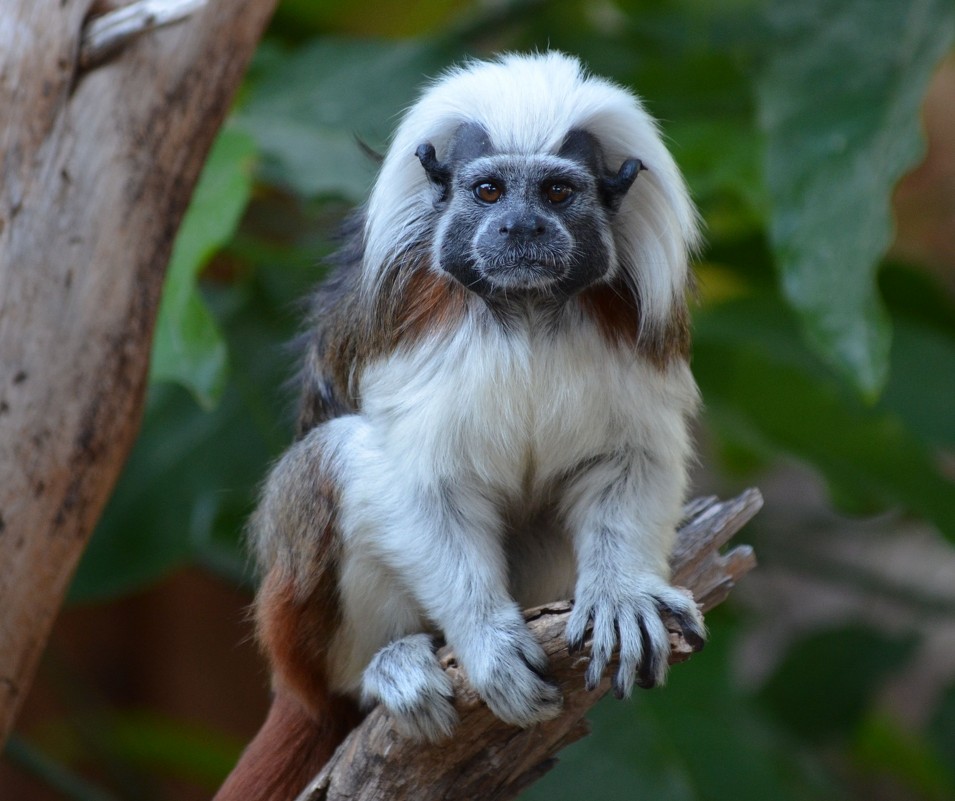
(214, 51), (706, 801)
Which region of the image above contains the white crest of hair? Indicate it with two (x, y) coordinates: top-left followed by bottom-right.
(362, 50), (700, 335)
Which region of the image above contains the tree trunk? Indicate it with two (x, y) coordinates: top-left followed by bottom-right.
(0, 0), (277, 747)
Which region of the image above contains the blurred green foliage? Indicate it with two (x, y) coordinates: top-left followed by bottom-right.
(17, 0), (955, 798)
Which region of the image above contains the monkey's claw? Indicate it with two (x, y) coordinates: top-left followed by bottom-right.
(566, 575), (705, 698)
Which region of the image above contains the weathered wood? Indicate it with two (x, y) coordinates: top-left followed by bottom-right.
(0, 0), (277, 747)
(80, 0), (210, 69)
(297, 490), (761, 801)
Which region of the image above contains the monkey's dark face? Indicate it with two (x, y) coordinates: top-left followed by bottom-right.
(417, 127), (642, 301)
(438, 154), (614, 297)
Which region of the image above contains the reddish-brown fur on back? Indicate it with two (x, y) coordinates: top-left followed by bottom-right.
(256, 566), (342, 713)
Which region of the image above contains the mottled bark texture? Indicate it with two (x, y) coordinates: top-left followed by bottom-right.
(0, 0), (277, 746)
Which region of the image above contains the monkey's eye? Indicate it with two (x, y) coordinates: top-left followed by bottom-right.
(544, 183), (575, 204)
(473, 181), (503, 203)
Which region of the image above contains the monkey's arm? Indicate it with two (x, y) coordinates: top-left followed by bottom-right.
(560, 427), (705, 696)
(359, 475), (563, 728)
(296, 490), (760, 801)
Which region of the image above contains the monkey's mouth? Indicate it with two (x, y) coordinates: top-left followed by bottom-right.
(483, 262), (564, 290)
(479, 250), (566, 289)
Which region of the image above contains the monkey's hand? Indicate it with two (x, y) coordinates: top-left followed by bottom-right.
(461, 612), (563, 727)
(361, 633), (458, 743)
(565, 573), (706, 697)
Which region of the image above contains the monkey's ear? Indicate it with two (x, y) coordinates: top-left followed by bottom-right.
(416, 143), (452, 201)
(559, 130), (645, 213)
(599, 158), (646, 213)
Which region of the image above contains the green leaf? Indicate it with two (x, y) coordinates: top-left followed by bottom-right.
(233, 38), (452, 200)
(854, 713), (955, 801)
(669, 118), (766, 237)
(930, 683), (955, 775)
(269, 0), (465, 39)
(695, 296), (955, 539)
(69, 383), (252, 601)
(758, 0), (955, 398)
(100, 711), (243, 788)
(880, 322), (955, 448)
(70, 260), (312, 603)
(759, 627), (916, 743)
(150, 128), (257, 410)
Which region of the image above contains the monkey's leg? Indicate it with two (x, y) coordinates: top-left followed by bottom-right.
(559, 449), (707, 697)
(323, 517), (456, 741)
(255, 564), (356, 723)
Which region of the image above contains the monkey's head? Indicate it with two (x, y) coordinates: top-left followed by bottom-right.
(415, 124), (644, 299)
(363, 52), (699, 333)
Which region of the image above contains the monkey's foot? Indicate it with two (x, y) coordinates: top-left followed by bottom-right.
(361, 633), (457, 743)
(566, 574), (706, 697)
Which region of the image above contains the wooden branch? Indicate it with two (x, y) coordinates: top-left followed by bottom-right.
(80, 0), (210, 70)
(297, 489), (761, 801)
(0, 0), (277, 747)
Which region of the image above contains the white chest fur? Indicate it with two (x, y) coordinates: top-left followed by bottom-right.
(358, 310), (697, 497)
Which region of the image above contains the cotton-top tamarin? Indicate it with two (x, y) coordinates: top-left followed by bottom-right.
(214, 51), (705, 801)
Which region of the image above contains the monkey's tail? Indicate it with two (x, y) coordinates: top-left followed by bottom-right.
(213, 690), (360, 801)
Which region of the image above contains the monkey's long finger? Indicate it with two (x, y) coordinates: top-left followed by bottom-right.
(611, 613), (643, 699)
(635, 615), (660, 689)
(657, 600), (707, 652)
(517, 648), (558, 688)
(564, 605), (591, 655)
(584, 609), (616, 691)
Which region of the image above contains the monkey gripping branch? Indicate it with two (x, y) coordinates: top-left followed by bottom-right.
(215, 53), (760, 801)
(295, 490), (760, 801)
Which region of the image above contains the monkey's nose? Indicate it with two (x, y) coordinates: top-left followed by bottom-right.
(498, 214), (547, 238)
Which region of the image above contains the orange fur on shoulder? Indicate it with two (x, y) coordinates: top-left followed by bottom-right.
(390, 264), (469, 345)
(579, 279), (690, 368)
